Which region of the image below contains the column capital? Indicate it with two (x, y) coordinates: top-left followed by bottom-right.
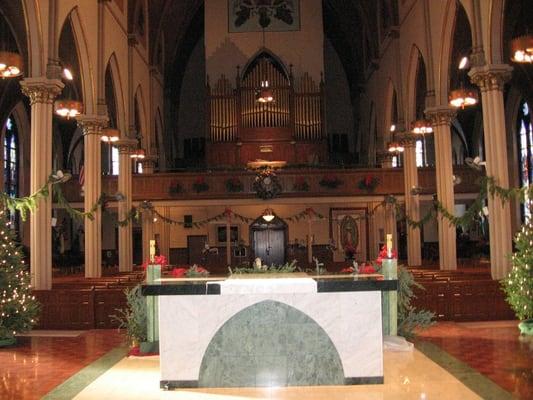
(115, 138), (138, 154)
(469, 64), (513, 92)
(425, 106), (457, 127)
(77, 115), (108, 135)
(395, 132), (419, 147)
(20, 78), (64, 105)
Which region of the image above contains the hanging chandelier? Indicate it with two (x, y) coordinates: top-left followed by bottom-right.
(101, 128), (120, 143)
(510, 35), (533, 63)
(54, 99), (83, 119)
(449, 87), (478, 109)
(411, 119), (433, 134)
(0, 51), (23, 78)
(387, 141), (404, 153)
(262, 208), (275, 222)
(130, 148), (146, 160)
(256, 80), (274, 103)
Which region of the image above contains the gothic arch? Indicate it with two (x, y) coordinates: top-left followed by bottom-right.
(61, 7), (96, 114)
(134, 85), (148, 147)
(383, 79), (397, 144)
(406, 45), (425, 123)
(488, 0), (505, 64)
(437, 0), (458, 106)
(106, 53), (126, 133)
(21, 0), (44, 76)
(241, 48), (290, 82)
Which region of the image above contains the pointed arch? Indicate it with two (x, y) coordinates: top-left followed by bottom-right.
(488, 0), (505, 64)
(383, 78), (398, 145)
(437, 0), (458, 106)
(406, 45), (425, 123)
(62, 7), (95, 114)
(21, 0), (44, 76)
(154, 107), (164, 163)
(241, 48), (290, 82)
(105, 53), (126, 133)
(134, 85), (148, 147)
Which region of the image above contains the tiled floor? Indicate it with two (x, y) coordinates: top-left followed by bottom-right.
(0, 322), (531, 399)
(0, 329), (124, 400)
(417, 321), (533, 400)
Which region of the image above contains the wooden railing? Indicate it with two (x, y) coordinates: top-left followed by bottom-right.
(59, 166), (481, 203)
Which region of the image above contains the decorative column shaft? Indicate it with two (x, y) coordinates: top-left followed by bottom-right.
(77, 115), (107, 278)
(20, 78), (64, 290)
(470, 64), (513, 279)
(116, 138), (137, 272)
(426, 106), (457, 270)
(398, 133), (422, 266)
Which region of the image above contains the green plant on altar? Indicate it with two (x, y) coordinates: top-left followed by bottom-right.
(397, 265), (435, 339)
(501, 213), (533, 335)
(110, 284), (147, 346)
(229, 259), (299, 274)
(0, 209), (40, 347)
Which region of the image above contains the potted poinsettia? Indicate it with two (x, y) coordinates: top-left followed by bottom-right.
(319, 174), (342, 189)
(192, 177), (209, 193)
(225, 177), (244, 193)
(358, 174), (379, 193)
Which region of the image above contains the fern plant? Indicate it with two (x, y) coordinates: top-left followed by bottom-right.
(110, 284), (147, 344)
(397, 265), (435, 339)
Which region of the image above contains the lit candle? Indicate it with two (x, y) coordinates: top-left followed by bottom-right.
(386, 234), (392, 258)
(149, 240), (156, 263)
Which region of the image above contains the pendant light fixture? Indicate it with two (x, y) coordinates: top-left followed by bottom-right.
(510, 34), (533, 63)
(255, 28), (274, 103)
(449, 55), (478, 109)
(262, 208), (275, 222)
(0, 17), (23, 78)
(411, 119), (433, 134)
(54, 67), (83, 119)
(130, 148), (146, 160)
(387, 141), (404, 154)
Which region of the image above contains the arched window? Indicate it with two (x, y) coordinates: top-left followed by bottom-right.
(517, 100), (533, 220)
(3, 117), (18, 197)
(111, 147), (119, 175)
(415, 140), (424, 167)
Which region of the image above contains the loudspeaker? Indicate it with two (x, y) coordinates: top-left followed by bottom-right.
(184, 215), (193, 228)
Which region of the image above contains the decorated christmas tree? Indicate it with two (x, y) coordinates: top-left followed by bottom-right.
(0, 209), (40, 346)
(502, 215), (533, 330)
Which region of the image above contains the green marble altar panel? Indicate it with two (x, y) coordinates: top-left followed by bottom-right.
(198, 300), (344, 387)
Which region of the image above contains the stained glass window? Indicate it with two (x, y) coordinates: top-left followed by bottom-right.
(517, 100), (533, 221)
(3, 117), (18, 227)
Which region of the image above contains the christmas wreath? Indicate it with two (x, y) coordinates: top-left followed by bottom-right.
(253, 168), (282, 200)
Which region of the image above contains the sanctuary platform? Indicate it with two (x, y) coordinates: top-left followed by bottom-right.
(142, 274), (397, 389)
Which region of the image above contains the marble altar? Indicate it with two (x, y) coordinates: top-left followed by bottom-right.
(142, 274), (397, 389)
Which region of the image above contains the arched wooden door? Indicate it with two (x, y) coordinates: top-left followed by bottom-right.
(250, 216), (287, 266)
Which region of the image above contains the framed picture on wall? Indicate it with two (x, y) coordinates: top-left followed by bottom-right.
(228, 1), (301, 33)
(329, 208), (369, 263)
(217, 225), (240, 244)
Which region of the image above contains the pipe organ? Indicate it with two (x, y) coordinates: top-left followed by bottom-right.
(206, 54), (327, 166)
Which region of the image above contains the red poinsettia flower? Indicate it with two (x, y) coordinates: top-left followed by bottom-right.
(365, 174), (373, 186)
(194, 176), (206, 184)
(340, 266), (355, 274)
(195, 266), (208, 273)
(171, 268), (188, 277)
(154, 255), (168, 267)
(360, 264), (376, 274)
(376, 245), (398, 264)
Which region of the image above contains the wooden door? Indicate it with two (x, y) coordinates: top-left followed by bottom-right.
(188, 235), (207, 265)
(132, 227), (143, 265)
(253, 229), (285, 266)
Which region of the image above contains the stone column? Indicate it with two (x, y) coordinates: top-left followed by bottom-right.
(77, 115), (108, 278)
(116, 138), (137, 272)
(397, 133), (422, 266)
(426, 106), (457, 270)
(141, 155), (158, 174)
(20, 78), (64, 290)
(470, 64), (513, 279)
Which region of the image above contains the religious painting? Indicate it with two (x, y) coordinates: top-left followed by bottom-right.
(330, 208), (368, 263)
(228, 0), (301, 33)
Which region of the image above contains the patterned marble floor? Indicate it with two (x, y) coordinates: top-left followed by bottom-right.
(0, 322), (530, 399)
(417, 320), (533, 400)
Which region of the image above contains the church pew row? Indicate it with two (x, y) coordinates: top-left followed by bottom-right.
(411, 280), (514, 321)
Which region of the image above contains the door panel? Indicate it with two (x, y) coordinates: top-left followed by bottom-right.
(188, 235), (207, 265)
(253, 229), (285, 266)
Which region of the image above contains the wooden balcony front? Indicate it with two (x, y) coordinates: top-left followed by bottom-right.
(60, 166), (482, 203)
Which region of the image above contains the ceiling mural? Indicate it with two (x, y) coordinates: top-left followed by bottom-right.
(228, 0), (300, 32)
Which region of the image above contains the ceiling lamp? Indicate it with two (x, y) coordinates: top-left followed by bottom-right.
(262, 208), (275, 222)
(411, 119), (433, 134)
(130, 148), (146, 159)
(101, 128), (120, 143)
(510, 35), (533, 63)
(449, 87), (478, 109)
(388, 142), (404, 153)
(0, 51), (23, 78)
(54, 99), (83, 119)
(256, 80), (274, 103)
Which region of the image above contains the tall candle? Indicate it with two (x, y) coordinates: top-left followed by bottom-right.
(386, 234), (392, 258)
(149, 239), (156, 263)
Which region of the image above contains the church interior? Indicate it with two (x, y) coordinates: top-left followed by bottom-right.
(0, 0), (532, 399)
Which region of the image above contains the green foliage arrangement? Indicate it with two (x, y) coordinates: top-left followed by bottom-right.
(110, 284), (147, 344)
(0, 209), (40, 346)
(397, 265), (435, 339)
(501, 217), (533, 323)
(229, 259), (299, 274)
